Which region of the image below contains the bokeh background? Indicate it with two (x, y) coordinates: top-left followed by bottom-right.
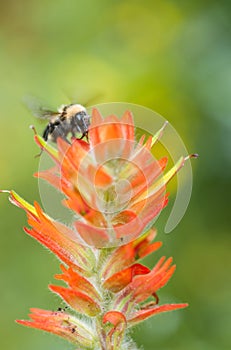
(0, 1), (230, 349)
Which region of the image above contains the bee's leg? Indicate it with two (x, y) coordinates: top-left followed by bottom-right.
(78, 131), (89, 141)
(75, 131), (89, 142)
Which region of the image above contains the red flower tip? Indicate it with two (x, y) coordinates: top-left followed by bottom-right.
(103, 311), (127, 349)
(103, 310), (127, 326)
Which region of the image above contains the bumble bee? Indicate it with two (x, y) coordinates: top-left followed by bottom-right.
(42, 103), (90, 142)
(26, 98), (91, 143)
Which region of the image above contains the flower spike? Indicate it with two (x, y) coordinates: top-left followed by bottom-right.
(2, 108), (196, 348)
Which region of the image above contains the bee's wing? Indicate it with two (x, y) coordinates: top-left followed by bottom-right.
(83, 93), (104, 107)
(23, 95), (59, 120)
(62, 88), (103, 107)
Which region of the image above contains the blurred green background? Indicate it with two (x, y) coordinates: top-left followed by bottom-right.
(0, 1), (230, 349)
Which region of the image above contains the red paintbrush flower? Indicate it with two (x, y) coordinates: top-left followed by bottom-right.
(2, 108), (197, 349)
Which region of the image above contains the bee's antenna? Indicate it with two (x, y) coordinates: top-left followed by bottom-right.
(29, 125), (44, 158)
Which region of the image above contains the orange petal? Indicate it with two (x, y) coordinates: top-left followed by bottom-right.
(88, 163), (112, 187)
(113, 256), (176, 308)
(138, 241), (163, 259)
(89, 109), (135, 146)
(19, 200), (96, 275)
(130, 190), (168, 232)
(113, 212), (146, 241)
(16, 308), (95, 347)
(103, 263), (150, 293)
(55, 265), (101, 302)
(102, 229), (160, 280)
(128, 303), (188, 326)
(34, 167), (61, 191)
(102, 244), (136, 280)
(103, 310), (126, 326)
(120, 110), (135, 141)
(75, 221), (110, 247)
(49, 285), (101, 316)
(131, 257), (176, 303)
